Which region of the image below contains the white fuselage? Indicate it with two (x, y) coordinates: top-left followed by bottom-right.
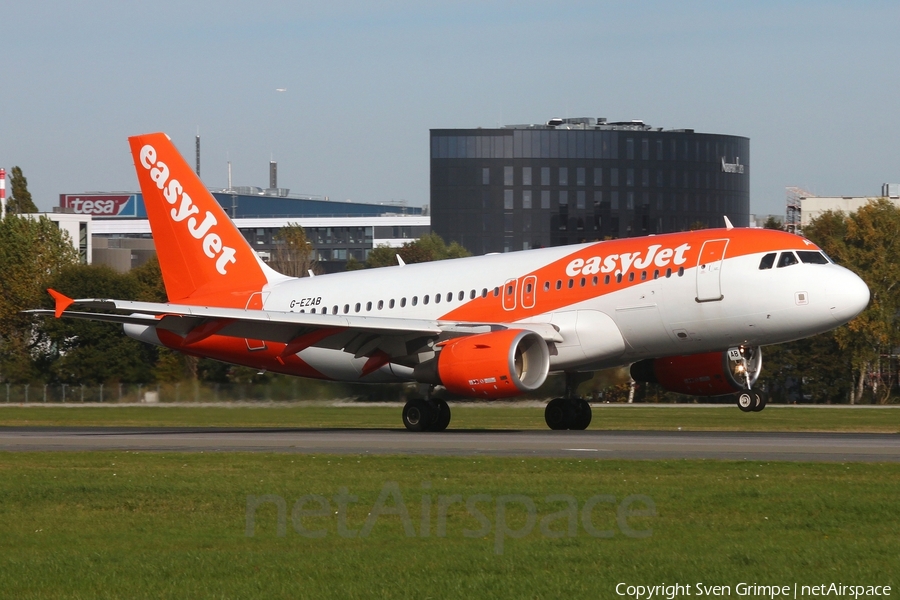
(248, 232), (867, 383)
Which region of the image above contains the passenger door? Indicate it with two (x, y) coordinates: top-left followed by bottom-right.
(696, 239), (728, 302)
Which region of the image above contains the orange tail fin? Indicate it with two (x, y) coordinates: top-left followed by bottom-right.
(128, 133), (281, 307)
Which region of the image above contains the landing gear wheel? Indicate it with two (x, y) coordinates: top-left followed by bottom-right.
(751, 389), (767, 412)
(736, 391), (755, 412)
(570, 399), (592, 430)
(545, 398), (574, 430)
(429, 399), (451, 431)
(402, 399), (434, 432)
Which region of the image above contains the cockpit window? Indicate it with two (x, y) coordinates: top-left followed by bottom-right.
(758, 253), (776, 270)
(777, 252), (799, 268)
(797, 250), (829, 265)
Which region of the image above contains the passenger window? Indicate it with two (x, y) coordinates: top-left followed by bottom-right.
(544, 281), (550, 292)
(434, 294), (440, 304)
(470, 290), (476, 300)
(568, 279), (574, 289)
(580, 277), (586, 287)
(665, 268), (672, 278)
(378, 300), (384, 310)
(592, 276), (598, 286)
(458, 291), (464, 301)
(616, 273), (623, 283)
(332, 306), (338, 314)
(604, 275), (610, 284)
(653, 269), (659, 279)
(412, 296), (418, 306)
(507, 285), (514, 295)
(343, 304), (349, 314)
(777, 252), (799, 268)
(641, 271), (647, 281)
(556, 280), (562, 290)
(797, 251), (829, 265)
(447, 292), (453, 302)
(526, 282), (533, 293)
(678, 267), (684, 276)
(758, 252), (777, 270)
(423, 295), (429, 305)
(482, 289), (488, 298)
(354, 303), (360, 313)
(366, 302), (372, 311)
(389, 299), (395, 309)
(628, 272), (635, 282)
(493, 287), (500, 297)
(400, 298), (406, 307)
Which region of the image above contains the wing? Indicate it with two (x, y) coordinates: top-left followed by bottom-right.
(27, 290), (562, 372)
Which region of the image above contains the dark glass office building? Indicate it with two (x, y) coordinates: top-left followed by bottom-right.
(430, 118), (749, 255)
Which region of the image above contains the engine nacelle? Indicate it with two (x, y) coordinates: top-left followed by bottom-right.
(417, 329), (550, 399)
(630, 347), (762, 396)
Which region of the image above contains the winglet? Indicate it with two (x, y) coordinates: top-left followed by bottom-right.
(397, 254), (406, 267)
(724, 215), (734, 230)
(48, 289), (75, 318)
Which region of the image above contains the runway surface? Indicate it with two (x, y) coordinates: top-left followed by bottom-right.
(1, 427), (899, 461)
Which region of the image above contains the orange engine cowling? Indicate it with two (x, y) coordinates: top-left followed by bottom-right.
(630, 347), (762, 397)
(433, 329), (550, 399)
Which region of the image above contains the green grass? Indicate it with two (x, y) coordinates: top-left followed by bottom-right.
(1, 404), (899, 432)
(0, 453), (897, 599)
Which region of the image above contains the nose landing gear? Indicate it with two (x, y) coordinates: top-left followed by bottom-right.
(731, 346), (766, 412)
(736, 388), (767, 412)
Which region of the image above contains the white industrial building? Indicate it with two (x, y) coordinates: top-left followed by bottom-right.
(789, 184), (900, 232)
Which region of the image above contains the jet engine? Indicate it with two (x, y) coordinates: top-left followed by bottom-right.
(630, 347), (762, 396)
(415, 329), (550, 399)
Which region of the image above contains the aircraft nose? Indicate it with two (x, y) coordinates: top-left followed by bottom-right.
(826, 268), (870, 324)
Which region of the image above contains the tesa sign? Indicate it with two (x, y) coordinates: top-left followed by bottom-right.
(59, 195), (137, 217)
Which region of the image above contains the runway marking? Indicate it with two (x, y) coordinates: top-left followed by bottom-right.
(564, 448), (605, 452)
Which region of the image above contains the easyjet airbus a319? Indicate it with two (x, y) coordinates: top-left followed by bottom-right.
(32, 133), (870, 431)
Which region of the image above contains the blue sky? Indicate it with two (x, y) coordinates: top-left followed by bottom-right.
(1, 1), (898, 217)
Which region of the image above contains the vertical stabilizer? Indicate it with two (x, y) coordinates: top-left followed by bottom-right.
(128, 132), (282, 307)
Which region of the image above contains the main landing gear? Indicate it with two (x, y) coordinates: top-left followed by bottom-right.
(402, 397), (451, 432)
(544, 372), (593, 430)
(736, 388), (767, 412)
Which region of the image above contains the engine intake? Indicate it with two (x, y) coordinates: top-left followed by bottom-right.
(416, 329), (550, 399)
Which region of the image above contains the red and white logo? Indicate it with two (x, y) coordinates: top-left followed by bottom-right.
(60, 195), (135, 217)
